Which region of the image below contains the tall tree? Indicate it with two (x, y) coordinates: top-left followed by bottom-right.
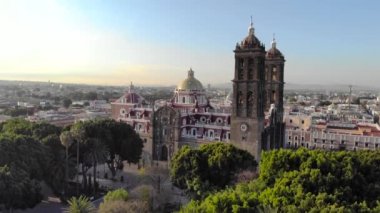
(70, 120), (109, 195)
(88, 138), (108, 195)
(60, 131), (74, 197)
(69, 119), (143, 194)
(98, 120), (143, 179)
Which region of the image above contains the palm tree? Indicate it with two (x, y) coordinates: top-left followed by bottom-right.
(65, 195), (95, 213)
(60, 131), (74, 197)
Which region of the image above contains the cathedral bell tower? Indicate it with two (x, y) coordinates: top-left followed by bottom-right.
(265, 35), (286, 149)
(230, 19), (266, 160)
(265, 36), (285, 114)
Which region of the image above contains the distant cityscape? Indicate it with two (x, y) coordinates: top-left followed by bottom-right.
(1, 76), (379, 153)
(1, 15), (380, 212)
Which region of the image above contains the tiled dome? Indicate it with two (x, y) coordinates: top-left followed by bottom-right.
(177, 68), (204, 91)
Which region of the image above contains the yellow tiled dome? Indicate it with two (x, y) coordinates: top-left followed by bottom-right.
(177, 68), (204, 91)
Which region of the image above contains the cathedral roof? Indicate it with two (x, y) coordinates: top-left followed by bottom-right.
(177, 68), (204, 91)
(237, 18), (265, 50)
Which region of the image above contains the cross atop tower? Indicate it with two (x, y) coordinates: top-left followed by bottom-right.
(248, 16), (254, 35)
(272, 33), (277, 48)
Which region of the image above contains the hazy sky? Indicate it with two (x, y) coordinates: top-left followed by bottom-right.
(0, 0), (379, 87)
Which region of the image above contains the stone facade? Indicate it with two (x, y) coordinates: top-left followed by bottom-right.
(111, 20), (286, 163)
(152, 106), (180, 161)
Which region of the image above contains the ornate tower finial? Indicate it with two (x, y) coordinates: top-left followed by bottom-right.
(248, 16), (254, 35)
(188, 68), (194, 78)
(271, 33), (277, 48)
(129, 81), (134, 93)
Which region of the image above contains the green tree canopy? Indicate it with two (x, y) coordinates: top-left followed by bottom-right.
(180, 148), (380, 212)
(170, 143), (257, 199)
(0, 118), (32, 135)
(0, 165), (43, 211)
(0, 118), (76, 208)
(63, 98), (73, 108)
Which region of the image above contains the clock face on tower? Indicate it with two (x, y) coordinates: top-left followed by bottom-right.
(240, 123), (248, 132)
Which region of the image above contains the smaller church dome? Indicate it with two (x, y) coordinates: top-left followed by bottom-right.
(266, 48), (283, 58)
(116, 82), (146, 104)
(177, 68), (204, 91)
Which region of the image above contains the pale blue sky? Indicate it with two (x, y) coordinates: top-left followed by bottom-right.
(0, 0), (379, 87)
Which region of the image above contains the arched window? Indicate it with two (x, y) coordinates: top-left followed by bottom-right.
(238, 59), (244, 80)
(248, 68), (253, 80)
(272, 67), (277, 81)
(226, 132), (230, 140)
(208, 130), (214, 138)
(192, 128), (197, 136)
(182, 97), (186, 103)
(238, 91), (243, 106)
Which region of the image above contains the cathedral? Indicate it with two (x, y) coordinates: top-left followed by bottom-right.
(111, 20), (285, 162)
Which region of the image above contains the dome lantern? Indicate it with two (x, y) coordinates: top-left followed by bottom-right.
(271, 33), (277, 49)
(188, 68), (194, 78)
(177, 68), (204, 91)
